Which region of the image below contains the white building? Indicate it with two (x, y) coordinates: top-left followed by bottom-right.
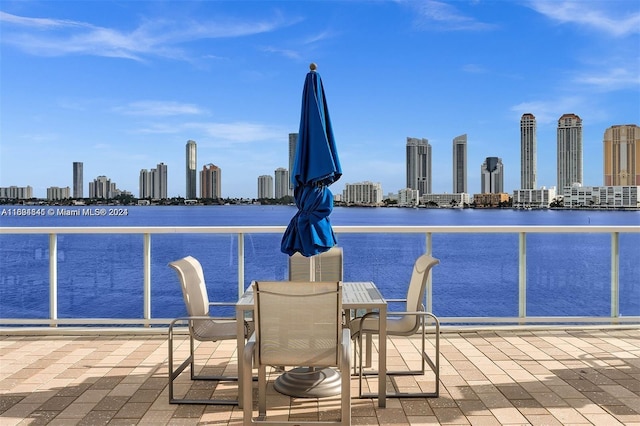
(562, 185), (639, 208)
(0, 186), (33, 200)
(512, 187), (556, 209)
(274, 167), (290, 199)
(89, 176), (117, 199)
(398, 188), (419, 207)
(421, 193), (470, 207)
(47, 186), (71, 201)
(257, 175), (274, 199)
(343, 181), (383, 205)
(139, 163), (168, 200)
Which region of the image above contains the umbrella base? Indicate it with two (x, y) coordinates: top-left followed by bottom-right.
(273, 367), (341, 398)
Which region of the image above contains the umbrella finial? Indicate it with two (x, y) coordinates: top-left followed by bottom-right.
(309, 62), (317, 72)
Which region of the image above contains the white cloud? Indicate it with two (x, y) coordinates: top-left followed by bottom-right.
(0, 11), (294, 61)
(510, 97), (585, 124)
(401, 0), (496, 31)
(574, 67), (640, 91)
(527, 0), (640, 37)
(115, 101), (206, 116)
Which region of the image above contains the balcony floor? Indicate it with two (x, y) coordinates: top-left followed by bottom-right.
(1, 328), (639, 425)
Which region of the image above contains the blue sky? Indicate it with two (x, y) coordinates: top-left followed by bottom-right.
(1, 0), (639, 199)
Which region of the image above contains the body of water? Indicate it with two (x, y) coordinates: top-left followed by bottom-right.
(1, 206), (639, 321)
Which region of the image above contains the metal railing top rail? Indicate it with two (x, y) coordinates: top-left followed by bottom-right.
(2, 225), (639, 234)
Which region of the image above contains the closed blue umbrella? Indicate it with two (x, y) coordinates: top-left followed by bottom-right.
(281, 63), (342, 257)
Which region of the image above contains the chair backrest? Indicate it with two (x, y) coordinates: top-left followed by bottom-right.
(253, 281), (342, 368)
(169, 256), (211, 332)
(400, 254), (440, 333)
(289, 247), (343, 281)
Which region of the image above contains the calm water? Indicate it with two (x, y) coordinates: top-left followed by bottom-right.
(1, 206), (638, 320)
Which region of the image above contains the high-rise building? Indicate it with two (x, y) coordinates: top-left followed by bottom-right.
(200, 164), (221, 199)
(139, 163), (168, 199)
(520, 113), (537, 189)
(274, 167), (290, 199)
(452, 134), (467, 194)
(288, 133), (298, 192)
(480, 157), (504, 194)
(47, 186), (70, 201)
(603, 124), (639, 186)
(185, 140), (197, 199)
(406, 137), (432, 195)
(89, 176), (116, 199)
(257, 175), (274, 199)
(73, 162), (83, 198)
(557, 114), (583, 189)
(343, 181), (383, 205)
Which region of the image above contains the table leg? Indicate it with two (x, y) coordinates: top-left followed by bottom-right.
(378, 304), (387, 408)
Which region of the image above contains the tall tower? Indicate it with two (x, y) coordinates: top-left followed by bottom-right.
(185, 140), (197, 199)
(274, 167), (290, 199)
(452, 134), (467, 194)
(154, 162), (168, 199)
(603, 124), (639, 186)
(288, 133), (298, 192)
(72, 162), (83, 198)
(520, 113), (537, 189)
(480, 157), (504, 193)
(557, 114), (583, 190)
(257, 175), (274, 199)
(200, 164), (221, 199)
(406, 137), (432, 195)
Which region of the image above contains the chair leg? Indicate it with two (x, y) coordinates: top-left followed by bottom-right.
(168, 324), (239, 405)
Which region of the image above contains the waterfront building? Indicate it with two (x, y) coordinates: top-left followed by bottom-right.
(562, 185), (639, 208)
(343, 181), (383, 205)
(603, 124), (639, 186)
(480, 157), (504, 194)
(520, 113), (537, 190)
(288, 133), (298, 193)
(421, 193), (470, 208)
(0, 186), (33, 200)
(473, 192), (510, 207)
(185, 140), (197, 199)
(89, 176), (116, 199)
(406, 137), (432, 195)
(452, 134), (467, 194)
(557, 113), (583, 189)
(385, 192), (398, 201)
(200, 164), (221, 199)
(398, 188), (419, 207)
(139, 163), (168, 200)
(47, 186), (70, 201)
(257, 175), (274, 199)
(274, 167), (290, 199)
(72, 162), (83, 199)
(512, 187), (556, 209)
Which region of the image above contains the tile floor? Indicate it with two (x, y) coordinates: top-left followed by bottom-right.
(1, 328), (639, 425)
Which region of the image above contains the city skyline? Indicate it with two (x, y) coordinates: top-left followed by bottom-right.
(1, 1), (639, 198)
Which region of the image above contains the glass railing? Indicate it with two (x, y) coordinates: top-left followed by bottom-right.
(1, 225), (639, 328)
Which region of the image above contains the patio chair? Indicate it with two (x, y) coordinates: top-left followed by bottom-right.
(168, 255), (248, 405)
(242, 281), (351, 425)
(289, 246), (343, 281)
(350, 253), (440, 398)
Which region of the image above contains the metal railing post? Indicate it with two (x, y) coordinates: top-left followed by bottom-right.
(426, 232), (433, 313)
(143, 233), (151, 326)
(611, 232), (619, 322)
(49, 233), (58, 327)
(238, 233), (245, 298)
(519, 232), (526, 320)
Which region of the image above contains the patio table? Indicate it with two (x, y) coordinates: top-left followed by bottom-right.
(236, 281), (387, 408)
